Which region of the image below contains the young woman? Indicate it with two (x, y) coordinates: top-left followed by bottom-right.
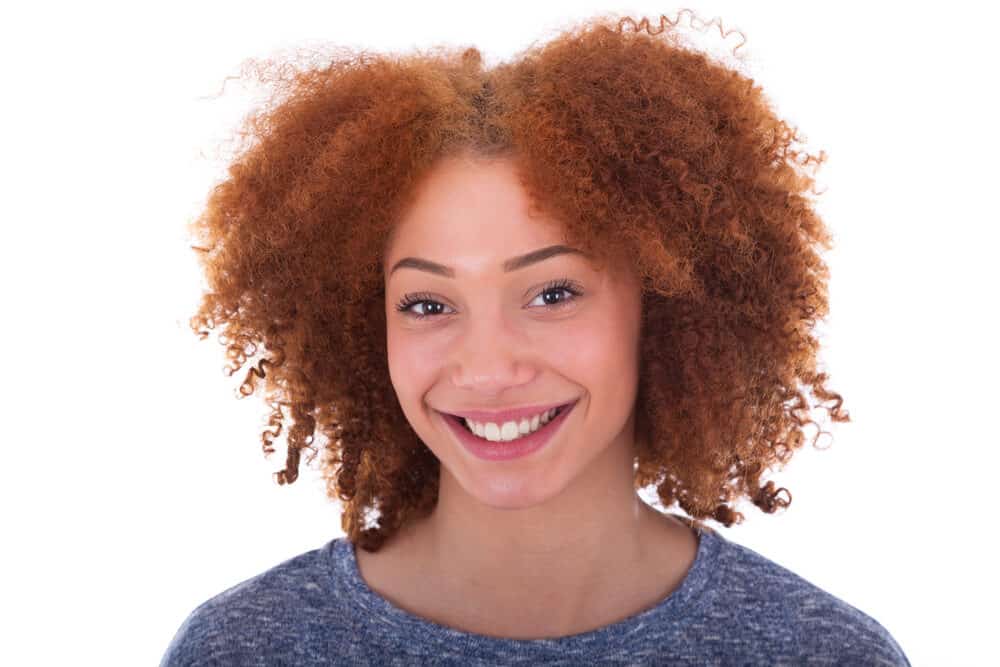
(162, 12), (909, 665)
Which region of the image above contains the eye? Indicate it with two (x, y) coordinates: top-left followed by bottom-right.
(527, 278), (583, 310)
(394, 292), (454, 320)
(394, 278), (583, 321)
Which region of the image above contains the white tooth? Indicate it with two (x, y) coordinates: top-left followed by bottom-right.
(464, 408), (563, 443)
(500, 421), (519, 441)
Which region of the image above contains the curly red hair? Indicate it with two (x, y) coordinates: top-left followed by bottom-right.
(187, 11), (849, 552)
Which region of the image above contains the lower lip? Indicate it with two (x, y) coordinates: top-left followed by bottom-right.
(440, 400), (578, 462)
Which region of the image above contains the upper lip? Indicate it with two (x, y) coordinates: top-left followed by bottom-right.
(441, 399), (578, 424)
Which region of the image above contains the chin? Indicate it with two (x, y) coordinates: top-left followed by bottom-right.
(449, 463), (566, 511)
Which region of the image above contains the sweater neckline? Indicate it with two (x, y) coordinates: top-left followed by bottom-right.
(324, 514), (723, 653)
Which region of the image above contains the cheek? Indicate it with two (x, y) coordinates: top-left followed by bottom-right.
(560, 309), (639, 381)
(386, 324), (455, 404)
(558, 305), (641, 429)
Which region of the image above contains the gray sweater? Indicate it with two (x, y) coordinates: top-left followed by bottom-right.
(159, 522), (910, 665)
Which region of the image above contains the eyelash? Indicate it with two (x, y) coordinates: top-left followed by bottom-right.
(395, 278), (583, 320)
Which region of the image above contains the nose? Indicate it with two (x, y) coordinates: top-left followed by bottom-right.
(450, 308), (537, 393)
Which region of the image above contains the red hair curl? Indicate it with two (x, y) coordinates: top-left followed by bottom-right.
(187, 10), (849, 552)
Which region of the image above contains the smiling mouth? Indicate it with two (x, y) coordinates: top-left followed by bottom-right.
(444, 402), (573, 435)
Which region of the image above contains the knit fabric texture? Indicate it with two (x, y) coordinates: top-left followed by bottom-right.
(160, 521), (910, 665)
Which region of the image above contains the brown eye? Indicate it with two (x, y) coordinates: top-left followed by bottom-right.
(395, 293), (453, 320)
(394, 278), (583, 321)
(528, 278), (583, 309)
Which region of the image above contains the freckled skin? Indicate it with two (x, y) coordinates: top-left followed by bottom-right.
(361, 154), (698, 639)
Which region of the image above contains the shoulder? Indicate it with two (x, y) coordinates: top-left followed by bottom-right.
(703, 530), (910, 665)
(159, 540), (348, 667)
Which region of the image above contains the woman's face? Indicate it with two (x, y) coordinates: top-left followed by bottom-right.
(382, 155), (644, 510)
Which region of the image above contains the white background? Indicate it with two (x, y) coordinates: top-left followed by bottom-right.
(2, 1), (995, 664)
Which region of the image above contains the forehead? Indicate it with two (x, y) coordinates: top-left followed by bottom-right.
(384, 156), (567, 264)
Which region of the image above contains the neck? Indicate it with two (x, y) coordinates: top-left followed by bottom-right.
(376, 432), (692, 637)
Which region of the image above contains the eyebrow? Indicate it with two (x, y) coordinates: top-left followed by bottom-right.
(388, 244), (585, 278)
